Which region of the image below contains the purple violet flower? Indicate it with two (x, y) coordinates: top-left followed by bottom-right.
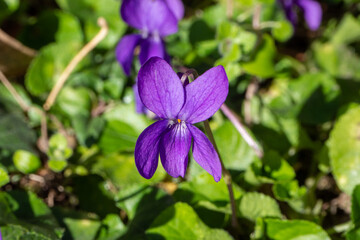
(135, 57), (229, 182)
(279, 0), (322, 30)
(115, 0), (184, 75)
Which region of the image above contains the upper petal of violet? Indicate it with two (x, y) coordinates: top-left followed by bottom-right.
(159, 121), (192, 178)
(164, 0), (185, 21)
(115, 34), (142, 75)
(187, 124), (222, 182)
(296, 0), (322, 30)
(178, 65), (229, 124)
(121, 0), (179, 36)
(138, 57), (185, 119)
(135, 120), (168, 179)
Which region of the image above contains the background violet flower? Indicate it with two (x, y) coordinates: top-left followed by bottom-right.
(135, 57), (229, 182)
(279, 0), (322, 30)
(115, 0), (184, 75)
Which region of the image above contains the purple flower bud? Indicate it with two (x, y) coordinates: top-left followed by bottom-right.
(115, 0), (184, 75)
(279, 0), (322, 30)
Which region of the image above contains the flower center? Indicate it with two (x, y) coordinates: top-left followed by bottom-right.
(177, 119), (181, 123)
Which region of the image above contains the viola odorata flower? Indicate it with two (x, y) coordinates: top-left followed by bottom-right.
(116, 0), (184, 75)
(279, 0), (322, 31)
(135, 57), (229, 182)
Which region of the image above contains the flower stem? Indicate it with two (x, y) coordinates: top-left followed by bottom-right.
(203, 120), (241, 233)
(0, 70), (30, 112)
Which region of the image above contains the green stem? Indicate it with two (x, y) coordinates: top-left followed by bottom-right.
(203, 120), (240, 233)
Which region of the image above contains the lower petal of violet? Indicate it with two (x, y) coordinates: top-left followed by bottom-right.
(135, 120), (168, 179)
(187, 124), (222, 182)
(160, 121), (192, 178)
(115, 34), (142, 75)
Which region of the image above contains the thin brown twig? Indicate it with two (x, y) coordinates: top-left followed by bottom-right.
(43, 17), (109, 111)
(252, 4), (262, 30)
(0, 70), (30, 112)
(226, 0), (234, 18)
(220, 104), (263, 158)
(244, 78), (258, 125)
(0, 29), (37, 57)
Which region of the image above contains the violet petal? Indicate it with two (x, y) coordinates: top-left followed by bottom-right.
(139, 38), (166, 65)
(121, 0), (178, 36)
(164, 0), (185, 21)
(135, 120), (168, 179)
(138, 57), (184, 119)
(133, 83), (148, 114)
(187, 124), (222, 182)
(178, 65), (228, 124)
(296, 0), (322, 30)
(160, 122), (192, 178)
(115, 34), (142, 75)
(279, 0), (298, 26)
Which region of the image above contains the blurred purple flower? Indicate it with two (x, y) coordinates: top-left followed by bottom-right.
(115, 0), (184, 75)
(279, 0), (322, 30)
(135, 57), (229, 182)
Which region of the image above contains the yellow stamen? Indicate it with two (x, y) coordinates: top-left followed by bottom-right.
(177, 119), (181, 123)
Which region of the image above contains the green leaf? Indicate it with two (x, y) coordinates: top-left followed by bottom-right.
(242, 34), (276, 78)
(1, 224), (52, 240)
(55, 87), (92, 117)
(262, 151), (295, 181)
(103, 103), (151, 134)
(213, 121), (259, 171)
(0, 112), (37, 152)
(272, 20), (293, 42)
(328, 105), (360, 194)
(25, 43), (82, 96)
(263, 219), (330, 240)
(13, 150), (41, 174)
(55, 0), (126, 48)
(0, 167), (9, 187)
(273, 180), (307, 201)
(48, 133), (72, 172)
(313, 42), (360, 80)
(92, 154), (166, 189)
(72, 174), (118, 218)
(116, 186), (173, 239)
(239, 192), (282, 221)
(175, 173), (243, 205)
(48, 160), (67, 173)
(97, 214), (126, 240)
(98, 120), (138, 153)
(0, 191), (63, 239)
(146, 202), (233, 240)
(331, 14), (360, 45)
(350, 185), (360, 226)
(20, 10), (83, 49)
(64, 218), (101, 240)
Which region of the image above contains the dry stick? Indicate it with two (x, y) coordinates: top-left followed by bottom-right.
(244, 78), (258, 125)
(43, 17), (109, 110)
(220, 104), (263, 158)
(252, 3), (262, 30)
(203, 120), (240, 233)
(226, 0), (234, 18)
(0, 70), (30, 112)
